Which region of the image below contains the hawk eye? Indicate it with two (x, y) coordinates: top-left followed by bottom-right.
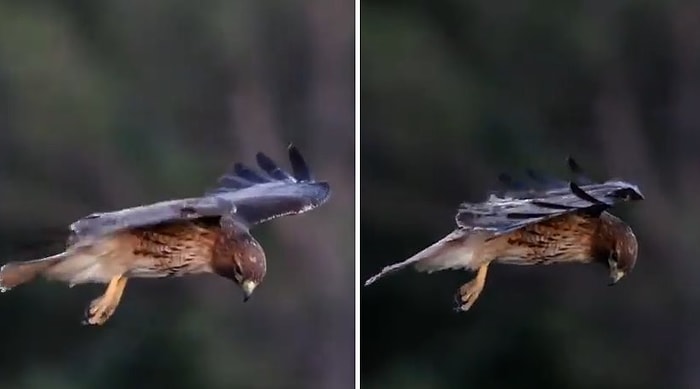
(232, 262), (243, 277)
(611, 251), (619, 262)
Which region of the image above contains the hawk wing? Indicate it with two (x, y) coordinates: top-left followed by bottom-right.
(68, 145), (330, 245)
(455, 157), (644, 239)
(206, 145), (330, 226)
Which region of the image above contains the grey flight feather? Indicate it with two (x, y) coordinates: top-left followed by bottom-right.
(68, 145), (331, 245)
(456, 158), (644, 239)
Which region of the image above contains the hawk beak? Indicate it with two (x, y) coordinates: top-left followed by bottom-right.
(607, 258), (625, 286)
(242, 280), (257, 302)
(608, 268), (625, 286)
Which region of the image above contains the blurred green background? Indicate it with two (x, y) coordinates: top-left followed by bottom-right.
(0, 1), (354, 388)
(361, 0), (697, 388)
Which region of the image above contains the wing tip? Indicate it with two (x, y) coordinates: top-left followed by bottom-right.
(254, 151), (268, 163)
(287, 143), (302, 164)
(287, 144), (312, 181)
(209, 144), (323, 196)
(566, 155), (579, 171)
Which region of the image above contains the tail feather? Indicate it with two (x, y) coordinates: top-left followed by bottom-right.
(364, 256), (418, 286)
(0, 253), (66, 292)
(364, 230), (472, 286)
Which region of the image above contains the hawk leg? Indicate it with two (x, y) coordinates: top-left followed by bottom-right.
(83, 275), (128, 326)
(454, 263), (489, 312)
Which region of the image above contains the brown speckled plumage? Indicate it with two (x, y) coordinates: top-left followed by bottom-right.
(492, 213), (599, 265)
(365, 158), (643, 312)
(0, 145), (330, 326)
(126, 221), (223, 277)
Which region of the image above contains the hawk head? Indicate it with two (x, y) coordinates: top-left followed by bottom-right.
(596, 213), (638, 285)
(232, 235), (267, 301)
(212, 231), (267, 302)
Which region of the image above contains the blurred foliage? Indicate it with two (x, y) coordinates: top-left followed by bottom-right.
(361, 0), (700, 388)
(0, 1), (354, 388)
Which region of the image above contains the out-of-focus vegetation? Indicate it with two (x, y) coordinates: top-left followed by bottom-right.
(0, 1), (354, 388)
(361, 0), (699, 388)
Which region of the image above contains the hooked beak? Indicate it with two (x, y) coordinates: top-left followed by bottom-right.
(242, 280), (257, 302)
(608, 259), (625, 286)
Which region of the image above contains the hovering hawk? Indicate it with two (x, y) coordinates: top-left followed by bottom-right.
(364, 158), (643, 312)
(0, 145), (330, 325)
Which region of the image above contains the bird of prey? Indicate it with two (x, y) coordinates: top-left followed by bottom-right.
(0, 145), (330, 325)
(364, 158), (644, 312)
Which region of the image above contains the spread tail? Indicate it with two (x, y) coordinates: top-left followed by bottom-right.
(0, 253), (66, 292)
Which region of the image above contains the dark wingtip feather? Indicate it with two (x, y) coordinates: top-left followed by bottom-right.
(569, 182), (608, 206)
(566, 156), (594, 184)
(256, 152), (292, 181)
(288, 145), (312, 181)
(566, 156), (581, 174)
(206, 144), (322, 197)
(233, 163), (267, 183)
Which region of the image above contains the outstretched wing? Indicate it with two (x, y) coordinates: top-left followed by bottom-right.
(68, 145), (330, 245)
(455, 157), (644, 239)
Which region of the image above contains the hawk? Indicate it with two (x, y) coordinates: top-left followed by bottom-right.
(364, 158), (644, 312)
(0, 145), (330, 325)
